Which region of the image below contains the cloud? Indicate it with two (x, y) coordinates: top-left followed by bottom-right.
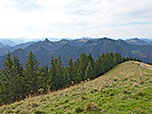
(0, 0), (152, 39)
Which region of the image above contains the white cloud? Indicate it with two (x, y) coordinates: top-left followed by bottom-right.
(0, 0), (152, 39)
(35, 0), (72, 7)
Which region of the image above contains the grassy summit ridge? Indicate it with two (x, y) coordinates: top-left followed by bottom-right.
(0, 61), (152, 114)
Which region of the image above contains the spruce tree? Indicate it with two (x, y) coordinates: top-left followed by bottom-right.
(74, 59), (81, 83)
(11, 56), (24, 99)
(0, 53), (23, 104)
(0, 52), (13, 104)
(78, 53), (88, 81)
(101, 53), (106, 59)
(48, 57), (64, 90)
(114, 53), (122, 65)
(95, 55), (104, 76)
(64, 57), (75, 86)
(85, 53), (96, 79)
(38, 65), (49, 92)
(48, 57), (56, 90)
(24, 51), (40, 95)
(88, 53), (95, 69)
(55, 57), (64, 89)
(85, 61), (94, 80)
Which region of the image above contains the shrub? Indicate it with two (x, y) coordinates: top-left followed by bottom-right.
(137, 92), (145, 97)
(85, 102), (100, 112)
(75, 106), (83, 113)
(31, 103), (39, 108)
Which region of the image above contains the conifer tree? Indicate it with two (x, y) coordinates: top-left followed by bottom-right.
(24, 51), (40, 95)
(11, 56), (24, 99)
(105, 53), (114, 70)
(85, 61), (94, 80)
(48, 57), (64, 90)
(85, 53), (96, 79)
(0, 52), (13, 104)
(114, 53), (122, 65)
(95, 55), (104, 76)
(64, 57), (75, 86)
(101, 53), (106, 59)
(38, 65), (49, 92)
(0, 53), (23, 103)
(78, 53), (88, 81)
(48, 57), (56, 90)
(74, 59), (81, 83)
(88, 53), (95, 68)
(55, 57), (64, 89)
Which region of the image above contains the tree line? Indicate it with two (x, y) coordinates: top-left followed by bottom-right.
(0, 51), (138, 105)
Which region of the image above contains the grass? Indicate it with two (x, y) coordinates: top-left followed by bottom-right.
(0, 61), (152, 114)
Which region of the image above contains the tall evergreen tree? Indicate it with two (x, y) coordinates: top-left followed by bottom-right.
(48, 57), (56, 90)
(24, 51), (40, 95)
(64, 57), (75, 86)
(105, 53), (114, 70)
(95, 55), (104, 76)
(11, 56), (24, 99)
(85, 61), (94, 80)
(101, 53), (106, 59)
(114, 53), (122, 65)
(48, 57), (64, 90)
(85, 53), (96, 79)
(38, 65), (49, 92)
(0, 53), (23, 103)
(88, 53), (95, 68)
(0, 52), (13, 104)
(55, 57), (64, 89)
(78, 53), (88, 81)
(74, 59), (81, 83)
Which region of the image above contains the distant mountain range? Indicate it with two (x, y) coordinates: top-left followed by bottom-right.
(0, 41), (35, 56)
(0, 43), (5, 48)
(125, 38), (152, 45)
(0, 39), (17, 46)
(0, 38), (152, 67)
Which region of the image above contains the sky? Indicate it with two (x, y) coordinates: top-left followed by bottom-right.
(0, 0), (152, 39)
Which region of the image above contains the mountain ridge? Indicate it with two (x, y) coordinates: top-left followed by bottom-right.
(0, 38), (152, 67)
(125, 38), (151, 45)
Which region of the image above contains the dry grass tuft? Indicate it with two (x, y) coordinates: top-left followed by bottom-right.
(85, 102), (100, 112)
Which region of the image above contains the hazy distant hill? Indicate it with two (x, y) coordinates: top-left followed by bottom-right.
(141, 38), (152, 42)
(0, 39), (17, 46)
(0, 42), (5, 48)
(125, 38), (150, 45)
(0, 41), (35, 56)
(0, 38), (152, 67)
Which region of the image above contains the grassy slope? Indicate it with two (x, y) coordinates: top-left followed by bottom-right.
(0, 61), (152, 114)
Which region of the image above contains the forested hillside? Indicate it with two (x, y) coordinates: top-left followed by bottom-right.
(0, 61), (151, 114)
(0, 51), (127, 105)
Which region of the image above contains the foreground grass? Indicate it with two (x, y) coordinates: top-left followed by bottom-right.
(0, 61), (152, 114)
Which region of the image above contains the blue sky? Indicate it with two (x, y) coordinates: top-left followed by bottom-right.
(0, 0), (152, 39)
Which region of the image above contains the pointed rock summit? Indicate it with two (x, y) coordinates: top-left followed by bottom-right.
(44, 38), (50, 42)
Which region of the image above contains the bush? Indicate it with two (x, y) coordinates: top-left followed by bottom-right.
(75, 106), (83, 113)
(85, 102), (100, 112)
(31, 103), (39, 108)
(137, 92), (145, 97)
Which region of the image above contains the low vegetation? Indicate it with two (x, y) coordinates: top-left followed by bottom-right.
(0, 61), (152, 114)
